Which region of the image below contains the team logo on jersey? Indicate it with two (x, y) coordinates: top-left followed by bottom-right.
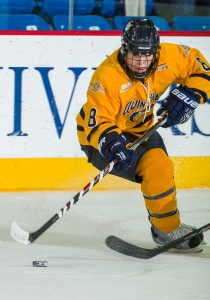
(123, 94), (158, 116)
(157, 64), (168, 71)
(120, 81), (132, 93)
(181, 45), (191, 56)
(123, 99), (147, 115)
(130, 110), (146, 122)
(129, 105), (155, 122)
(88, 81), (105, 93)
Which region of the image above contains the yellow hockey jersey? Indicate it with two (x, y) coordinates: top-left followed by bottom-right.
(76, 43), (210, 149)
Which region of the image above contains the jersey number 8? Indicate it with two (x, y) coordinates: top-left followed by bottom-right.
(88, 108), (97, 127)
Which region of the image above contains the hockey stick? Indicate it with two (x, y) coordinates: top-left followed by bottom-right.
(105, 222), (210, 259)
(11, 115), (167, 245)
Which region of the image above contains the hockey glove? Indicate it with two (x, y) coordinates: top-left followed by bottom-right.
(99, 133), (137, 171)
(156, 86), (200, 128)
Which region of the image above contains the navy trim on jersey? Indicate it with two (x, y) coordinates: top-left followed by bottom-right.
(77, 125), (85, 132)
(80, 107), (85, 120)
(187, 84), (208, 103)
(87, 123), (118, 143)
(133, 114), (153, 129)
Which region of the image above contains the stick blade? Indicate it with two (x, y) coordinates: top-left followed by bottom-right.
(105, 235), (154, 259)
(11, 221), (31, 245)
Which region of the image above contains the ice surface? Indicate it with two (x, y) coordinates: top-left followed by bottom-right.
(0, 189), (209, 300)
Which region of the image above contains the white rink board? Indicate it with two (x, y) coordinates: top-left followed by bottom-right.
(0, 33), (209, 158)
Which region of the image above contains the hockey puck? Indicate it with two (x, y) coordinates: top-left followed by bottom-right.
(32, 261), (48, 267)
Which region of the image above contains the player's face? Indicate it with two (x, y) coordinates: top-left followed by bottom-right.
(126, 51), (154, 74)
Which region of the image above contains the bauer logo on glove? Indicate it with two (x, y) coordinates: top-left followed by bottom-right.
(171, 88), (200, 109)
(157, 85), (200, 128)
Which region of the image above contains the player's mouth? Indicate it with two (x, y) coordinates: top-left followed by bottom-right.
(134, 67), (147, 73)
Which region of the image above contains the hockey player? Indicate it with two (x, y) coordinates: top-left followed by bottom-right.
(76, 18), (210, 249)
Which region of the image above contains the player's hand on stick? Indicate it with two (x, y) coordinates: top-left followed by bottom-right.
(99, 133), (137, 171)
(157, 86), (200, 128)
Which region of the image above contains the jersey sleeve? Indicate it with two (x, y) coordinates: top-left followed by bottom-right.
(171, 44), (210, 104)
(83, 67), (122, 149)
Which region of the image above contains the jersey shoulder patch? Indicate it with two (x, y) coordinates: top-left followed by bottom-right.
(88, 81), (105, 93)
